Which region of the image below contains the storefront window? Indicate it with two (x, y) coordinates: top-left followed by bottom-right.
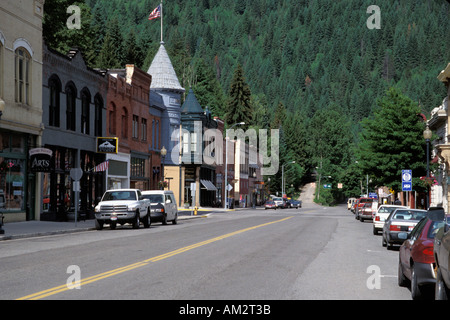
(0, 157), (25, 211)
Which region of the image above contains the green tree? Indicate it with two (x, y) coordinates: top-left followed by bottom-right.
(43, 0), (97, 66)
(96, 16), (124, 69)
(225, 64), (253, 126)
(356, 87), (428, 193)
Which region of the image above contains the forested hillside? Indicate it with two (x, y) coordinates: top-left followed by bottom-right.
(44, 0), (450, 203)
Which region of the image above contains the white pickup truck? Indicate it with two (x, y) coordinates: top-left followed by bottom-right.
(94, 189), (151, 230)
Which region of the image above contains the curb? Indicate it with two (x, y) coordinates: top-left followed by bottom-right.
(0, 214), (210, 242)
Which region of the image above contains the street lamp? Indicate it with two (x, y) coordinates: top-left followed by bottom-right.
(424, 125), (432, 210)
(224, 122), (245, 210)
(282, 161), (295, 198)
(0, 98), (5, 120)
(161, 146), (167, 190)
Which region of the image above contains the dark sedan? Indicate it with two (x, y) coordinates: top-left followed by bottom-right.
(398, 209), (445, 300)
(288, 200), (302, 209)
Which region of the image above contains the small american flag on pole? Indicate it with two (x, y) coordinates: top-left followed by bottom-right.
(148, 5), (161, 20)
(93, 160), (109, 173)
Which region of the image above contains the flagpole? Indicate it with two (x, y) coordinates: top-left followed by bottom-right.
(160, 0), (163, 43)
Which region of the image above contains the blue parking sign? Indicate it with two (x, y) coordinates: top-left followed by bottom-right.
(402, 182), (412, 191)
(402, 170), (412, 191)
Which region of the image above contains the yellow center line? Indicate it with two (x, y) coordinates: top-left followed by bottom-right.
(17, 216), (293, 300)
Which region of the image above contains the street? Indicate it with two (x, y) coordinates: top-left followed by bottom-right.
(0, 202), (411, 301)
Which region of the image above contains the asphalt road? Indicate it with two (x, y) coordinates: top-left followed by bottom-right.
(0, 203), (412, 301)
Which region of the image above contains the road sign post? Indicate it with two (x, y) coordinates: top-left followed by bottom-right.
(70, 168), (83, 226)
(402, 170), (412, 192)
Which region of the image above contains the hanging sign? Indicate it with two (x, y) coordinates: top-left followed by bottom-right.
(29, 148), (53, 172)
(97, 137), (118, 154)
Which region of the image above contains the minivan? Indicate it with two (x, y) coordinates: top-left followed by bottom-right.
(141, 190), (178, 225)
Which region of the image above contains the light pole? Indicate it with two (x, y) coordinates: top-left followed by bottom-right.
(423, 125), (432, 210)
(282, 161), (295, 198)
(224, 122), (245, 210)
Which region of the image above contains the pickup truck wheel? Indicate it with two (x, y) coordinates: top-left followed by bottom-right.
(133, 210), (140, 229)
(172, 212), (178, 225)
(435, 268), (449, 300)
(143, 210), (151, 228)
(95, 219), (103, 230)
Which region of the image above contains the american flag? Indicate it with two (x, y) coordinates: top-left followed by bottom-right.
(148, 5), (161, 20)
(93, 160), (109, 173)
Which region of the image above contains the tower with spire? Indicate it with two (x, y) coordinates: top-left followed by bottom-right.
(147, 41), (185, 200)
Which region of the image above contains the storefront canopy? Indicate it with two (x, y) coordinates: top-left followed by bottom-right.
(200, 179), (217, 191)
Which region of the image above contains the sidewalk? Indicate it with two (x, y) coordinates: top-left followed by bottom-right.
(0, 212), (210, 241)
(0, 206), (257, 241)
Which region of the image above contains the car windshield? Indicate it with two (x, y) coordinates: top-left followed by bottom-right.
(142, 194), (164, 203)
(428, 220), (446, 239)
(103, 191), (136, 201)
(378, 206), (401, 213)
(273, 197), (282, 201)
(392, 210), (427, 221)
(266, 201), (274, 204)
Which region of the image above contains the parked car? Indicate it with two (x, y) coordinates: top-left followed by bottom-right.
(359, 202), (378, 222)
(94, 189), (151, 230)
(373, 205), (408, 235)
(288, 200), (301, 209)
(264, 200), (277, 210)
(141, 190), (178, 225)
(382, 208), (427, 249)
(347, 197), (356, 210)
(355, 197), (375, 220)
(398, 208), (445, 299)
(433, 207), (450, 300)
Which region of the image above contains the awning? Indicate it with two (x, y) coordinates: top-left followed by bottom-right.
(200, 179), (217, 191)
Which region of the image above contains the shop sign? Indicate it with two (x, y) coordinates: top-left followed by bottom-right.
(29, 148), (53, 172)
(97, 137), (118, 154)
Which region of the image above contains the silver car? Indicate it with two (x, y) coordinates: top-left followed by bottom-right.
(382, 208), (427, 249)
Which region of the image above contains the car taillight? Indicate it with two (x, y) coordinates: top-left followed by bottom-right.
(375, 216), (380, 221)
(390, 225), (401, 231)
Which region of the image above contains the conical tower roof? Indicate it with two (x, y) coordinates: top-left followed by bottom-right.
(147, 42), (185, 93)
(181, 89), (203, 114)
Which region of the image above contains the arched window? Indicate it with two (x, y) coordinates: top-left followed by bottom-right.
(65, 82), (77, 131)
(81, 88), (91, 135)
(15, 47), (31, 104)
(121, 107), (128, 139)
(109, 102), (116, 135)
(94, 93), (103, 137)
(48, 75), (61, 127)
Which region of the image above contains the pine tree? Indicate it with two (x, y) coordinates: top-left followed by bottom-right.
(356, 87), (428, 193)
(96, 17), (124, 69)
(225, 64), (253, 126)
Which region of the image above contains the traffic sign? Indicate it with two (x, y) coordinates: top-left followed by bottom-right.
(402, 170), (412, 191)
(402, 182), (412, 192)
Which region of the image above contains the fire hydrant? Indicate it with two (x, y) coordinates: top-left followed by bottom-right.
(194, 206), (198, 216)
